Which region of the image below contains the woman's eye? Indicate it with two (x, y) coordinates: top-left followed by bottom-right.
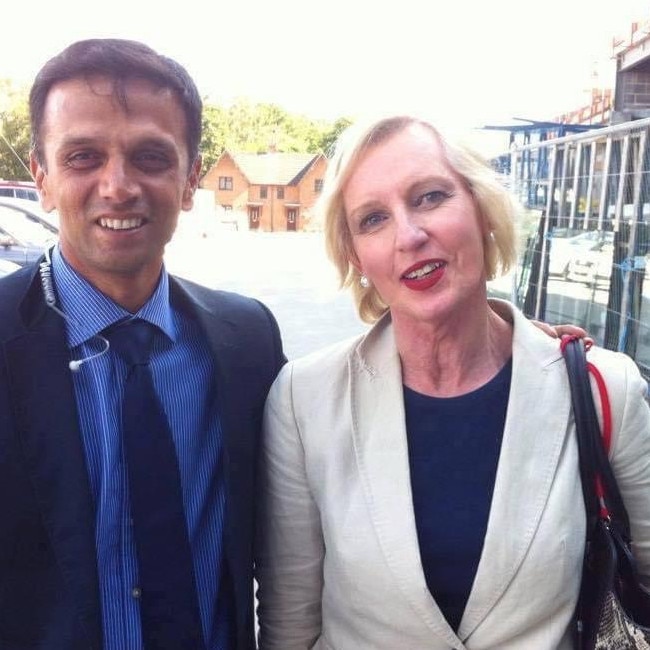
(414, 190), (451, 207)
(358, 212), (386, 232)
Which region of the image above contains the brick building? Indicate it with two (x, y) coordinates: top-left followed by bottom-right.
(200, 151), (327, 231)
(612, 20), (650, 122)
(555, 88), (612, 126)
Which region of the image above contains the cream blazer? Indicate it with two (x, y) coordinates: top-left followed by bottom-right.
(256, 301), (650, 650)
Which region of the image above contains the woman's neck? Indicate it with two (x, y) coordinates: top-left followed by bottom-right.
(394, 303), (513, 398)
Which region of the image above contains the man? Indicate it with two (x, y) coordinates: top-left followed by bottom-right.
(0, 39), (285, 649)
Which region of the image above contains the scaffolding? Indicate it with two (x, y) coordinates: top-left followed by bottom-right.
(492, 117), (650, 381)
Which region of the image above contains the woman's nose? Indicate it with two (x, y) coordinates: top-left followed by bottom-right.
(395, 211), (428, 251)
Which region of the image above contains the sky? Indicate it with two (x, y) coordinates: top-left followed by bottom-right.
(3, 0), (650, 156)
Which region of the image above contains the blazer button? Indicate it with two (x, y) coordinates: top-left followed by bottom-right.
(132, 586), (142, 599)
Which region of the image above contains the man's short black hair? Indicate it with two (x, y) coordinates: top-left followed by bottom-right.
(30, 38), (203, 167)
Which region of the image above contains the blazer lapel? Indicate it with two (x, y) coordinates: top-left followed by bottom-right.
(4, 281), (101, 646)
(350, 316), (464, 648)
(458, 306), (571, 640)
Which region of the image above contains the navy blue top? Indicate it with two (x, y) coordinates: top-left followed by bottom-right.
(404, 359), (512, 632)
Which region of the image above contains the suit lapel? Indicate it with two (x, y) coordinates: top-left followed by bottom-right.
(458, 307), (570, 640)
(350, 316), (463, 648)
(4, 280), (101, 646)
(169, 279), (246, 461)
(169, 279), (259, 641)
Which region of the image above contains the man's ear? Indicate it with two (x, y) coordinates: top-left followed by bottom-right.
(182, 155), (202, 211)
(30, 152), (56, 212)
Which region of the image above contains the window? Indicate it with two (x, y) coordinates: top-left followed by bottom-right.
(277, 187), (285, 199)
(0, 187), (39, 201)
(314, 178), (323, 192)
(218, 176), (233, 191)
(260, 186), (268, 199)
(223, 205), (233, 211)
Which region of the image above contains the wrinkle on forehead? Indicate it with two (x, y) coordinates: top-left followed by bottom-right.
(80, 74), (173, 114)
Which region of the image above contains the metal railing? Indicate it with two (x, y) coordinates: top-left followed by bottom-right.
(491, 117), (650, 382)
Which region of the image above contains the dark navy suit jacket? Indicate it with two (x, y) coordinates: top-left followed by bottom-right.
(0, 262), (285, 649)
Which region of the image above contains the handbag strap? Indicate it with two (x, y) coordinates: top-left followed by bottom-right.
(560, 336), (631, 539)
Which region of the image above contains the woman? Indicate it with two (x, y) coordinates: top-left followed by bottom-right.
(255, 115), (650, 649)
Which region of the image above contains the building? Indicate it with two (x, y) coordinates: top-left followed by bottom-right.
(554, 88), (613, 126)
(483, 120), (599, 177)
(482, 15), (650, 381)
(612, 19), (650, 123)
(200, 151), (327, 231)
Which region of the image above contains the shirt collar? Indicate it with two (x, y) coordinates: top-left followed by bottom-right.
(51, 245), (175, 348)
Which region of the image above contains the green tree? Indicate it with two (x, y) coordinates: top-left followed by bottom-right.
(0, 81), (352, 181)
(199, 98), (353, 164)
(0, 80), (32, 180)
(319, 117), (353, 157)
(200, 103), (229, 171)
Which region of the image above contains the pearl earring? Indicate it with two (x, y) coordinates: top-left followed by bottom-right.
(360, 275), (370, 289)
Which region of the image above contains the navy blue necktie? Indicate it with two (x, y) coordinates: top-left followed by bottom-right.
(106, 319), (206, 650)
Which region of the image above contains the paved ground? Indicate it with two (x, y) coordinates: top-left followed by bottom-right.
(164, 217), (650, 374)
(165, 224), (368, 360)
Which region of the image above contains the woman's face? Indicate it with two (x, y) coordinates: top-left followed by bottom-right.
(343, 123), (489, 328)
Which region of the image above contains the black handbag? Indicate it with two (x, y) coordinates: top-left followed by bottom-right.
(562, 336), (650, 649)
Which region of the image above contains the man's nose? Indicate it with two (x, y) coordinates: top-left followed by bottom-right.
(98, 158), (140, 202)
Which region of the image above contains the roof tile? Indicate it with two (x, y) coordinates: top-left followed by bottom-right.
(232, 152), (319, 185)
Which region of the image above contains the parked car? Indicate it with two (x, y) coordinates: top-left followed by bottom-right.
(0, 258), (20, 278)
(0, 197), (59, 230)
(566, 232), (615, 285)
(548, 229), (609, 278)
(0, 201), (58, 267)
(0, 180), (39, 202)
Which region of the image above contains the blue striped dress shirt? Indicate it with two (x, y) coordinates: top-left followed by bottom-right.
(51, 245), (228, 650)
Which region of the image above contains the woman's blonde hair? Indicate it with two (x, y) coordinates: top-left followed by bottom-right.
(317, 114), (518, 323)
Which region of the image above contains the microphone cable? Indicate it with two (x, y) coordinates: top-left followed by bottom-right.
(40, 247), (111, 372)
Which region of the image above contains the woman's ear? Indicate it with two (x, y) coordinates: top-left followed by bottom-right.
(347, 250), (363, 276)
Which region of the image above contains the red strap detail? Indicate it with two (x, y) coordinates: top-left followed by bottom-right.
(587, 361), (613, 519)
(587, 361), (612, 453)
(595, 476), (609, 519)
(560, 334), (593, 353)
(561, 335), (613, 519)
(559, 334), (575, 353)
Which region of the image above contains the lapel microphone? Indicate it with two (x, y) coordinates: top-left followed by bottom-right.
(39, 248), (111, 372)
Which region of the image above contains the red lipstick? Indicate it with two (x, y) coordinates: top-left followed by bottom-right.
(401, 260), (445, 291)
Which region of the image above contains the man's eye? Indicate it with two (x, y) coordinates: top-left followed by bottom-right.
(66, 151), (101, 169)
(134, 152), (172, 171)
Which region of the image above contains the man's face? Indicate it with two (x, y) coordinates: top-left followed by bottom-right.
(31, 76), (200, 295)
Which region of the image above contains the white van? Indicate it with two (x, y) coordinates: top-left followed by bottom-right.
(0, 181), (39, 202)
